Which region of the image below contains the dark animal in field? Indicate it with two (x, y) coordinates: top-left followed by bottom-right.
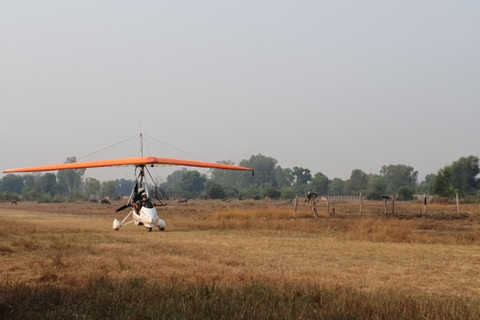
(178, 198), (188, 204)
(101, 199), (111, 205)
(89, 199), (99, 203)
(11, 199), (17, 205)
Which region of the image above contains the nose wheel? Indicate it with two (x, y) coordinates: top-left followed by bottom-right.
(147, 227), (152, 232)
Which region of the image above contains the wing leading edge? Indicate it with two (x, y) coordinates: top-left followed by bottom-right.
(3, 157), (254, 174)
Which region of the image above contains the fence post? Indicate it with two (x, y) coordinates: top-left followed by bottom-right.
(391, 194), (395, 215)
(359, 192), (363, 216)
(423, 193), (427, 218)
(456, 193), (459, 214)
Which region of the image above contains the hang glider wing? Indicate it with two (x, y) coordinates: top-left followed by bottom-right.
(3, 157), (254, 174)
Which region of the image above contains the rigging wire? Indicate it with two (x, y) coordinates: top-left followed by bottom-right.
(78, 134), (139, 161)
(143, 134), (209, 162)
(145, 166), (166, 205)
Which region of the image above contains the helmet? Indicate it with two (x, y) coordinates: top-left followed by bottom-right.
(138, 187), (145, 194)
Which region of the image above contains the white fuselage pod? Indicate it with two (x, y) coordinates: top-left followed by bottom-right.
(135, 206), (159, 228)
(113, 206), (166, 231)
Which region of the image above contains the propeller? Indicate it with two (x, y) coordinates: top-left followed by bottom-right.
(116, 204), (130, 212)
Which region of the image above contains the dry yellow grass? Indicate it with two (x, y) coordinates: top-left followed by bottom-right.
(1, 199), (480, 299)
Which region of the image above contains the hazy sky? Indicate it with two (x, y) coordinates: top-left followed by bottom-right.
(1, 1), (479, 183)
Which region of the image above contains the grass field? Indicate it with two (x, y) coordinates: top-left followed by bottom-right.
(1, 199), (480, 319)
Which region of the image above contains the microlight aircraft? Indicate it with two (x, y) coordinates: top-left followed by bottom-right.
(3, 157), (254, 232)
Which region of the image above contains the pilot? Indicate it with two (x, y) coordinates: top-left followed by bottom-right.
(141, 193), (154, 209)
(132, 187), (145, 203)
(131, 188), (145, 215)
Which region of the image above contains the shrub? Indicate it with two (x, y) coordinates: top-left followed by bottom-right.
(205, 183), (226, 199)
(281, 187), (296, 200)
(397, 186), (415, 201)
(262, 187), (281, 200)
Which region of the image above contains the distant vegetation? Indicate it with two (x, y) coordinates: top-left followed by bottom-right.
(1, 154), (479, 203)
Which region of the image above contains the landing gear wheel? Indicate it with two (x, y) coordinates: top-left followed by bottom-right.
(159, 228), (165, 231)
(147, 228), (152, 232)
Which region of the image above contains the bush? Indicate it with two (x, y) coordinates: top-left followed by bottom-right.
(205, 183), (226, 199)
(365, 191), (382, 200)
(1, 192), (20, 202)
(397, 186), (415, 201)
(262, 187), (281, 200)
(245, 185), (261, 199)
(281, 187), (296, 200)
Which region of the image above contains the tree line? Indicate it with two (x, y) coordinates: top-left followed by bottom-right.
(1, 155), (479, 202)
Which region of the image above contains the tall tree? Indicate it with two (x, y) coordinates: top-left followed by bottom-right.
(418, 173), (436, 194)
(115, 179), (135, 196)
(21, 174), (42, 201)
(1, 174), (24, 194)
(431, 167), (456, 198)
(366, 174), (387, 199)
(161, 168), (187, 192)
(101, 180), (117, 198)
(310, 172), (329, 195)
(238, 154), (278, 189)
(450, 156), (479, 196)
(292, 166), (312, 194)
(39, 173), (57, 196)
(23, 174), (39, 190)
(347, 169), (369, 194)
(328, 178), (345, 195)
(209, 160), (243, 189)
(380, 164), (418, 195)
(431, 156), (479, 197)
(274, 166), (294, 189)
(85, 178), (101, 198)
(180, 170), (207, 194)
(56, 157), (85, 194)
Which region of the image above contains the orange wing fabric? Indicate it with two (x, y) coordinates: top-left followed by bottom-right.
(3, 157), (254, 174)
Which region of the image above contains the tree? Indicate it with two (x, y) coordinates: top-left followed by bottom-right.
(418, 173), (436, 194)
(238, 154), (278, 189)
(292, 166), (311, 195)
(56, 157), (85, 194)
(209, 160), (243, 189)
(1, 174), (24, 194)
(380, 164), (418, 195)
(431, 156), (479, 197)
(21, 174), (42, 201)
(204, 181), (226, 199)
(39, 173), (57, 196)
(101, 180), (117, 198)
(274, 166), (294, 189)
(328, 178), (345, 195)
(161, 168), (187, 193)
(431, 167), (457, 198)
(85, 178), (101, 198)
(347, 169), (368, 194)
(180, 170), (207, 194)
(115, 179), (135, 196)
(310, 172), (329, 195)
(366, 174), (386, 200)
(23, 174), (38, 190)
(449, 156), (479, 196)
